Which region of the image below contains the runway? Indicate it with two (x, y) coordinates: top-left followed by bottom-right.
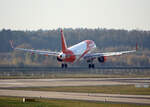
(0, 89), (150, 104)
(0, 78), (150, 104)
(0, 78), (150, 88)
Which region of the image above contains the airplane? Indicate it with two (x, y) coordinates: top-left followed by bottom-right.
(9, 29), (138, 69)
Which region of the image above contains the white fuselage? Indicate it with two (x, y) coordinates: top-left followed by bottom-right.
(58, 40), (96, 63)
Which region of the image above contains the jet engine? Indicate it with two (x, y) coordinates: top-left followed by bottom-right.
(59, 53), (66, 59)
(57, 56), (63, 62)
(57, 53), (66, 62)
(98, 56), (106, 63)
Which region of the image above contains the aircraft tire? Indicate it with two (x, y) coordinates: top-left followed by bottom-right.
(64, 64), (68, 68)
(88, 64), (91, 69)
(92, 64), (95, 68)
(61, 64), (64, 68)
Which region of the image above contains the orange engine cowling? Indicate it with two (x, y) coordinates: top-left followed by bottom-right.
(98, 56), (106, 63)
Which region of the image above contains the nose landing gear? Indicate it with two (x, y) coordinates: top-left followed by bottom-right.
(61, 63), (68, 69)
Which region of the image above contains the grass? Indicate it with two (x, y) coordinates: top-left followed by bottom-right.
(13, 85), (150, 95)
(0, 96), (149, 107)
(1, 73), (150, 79)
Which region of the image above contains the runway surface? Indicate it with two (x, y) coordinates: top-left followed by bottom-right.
(0, 78), (150, 88)
(0, 89), (150, 104)
(0, 78), (150, 104)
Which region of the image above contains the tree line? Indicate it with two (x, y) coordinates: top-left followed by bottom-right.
(0, 28), (150, 66)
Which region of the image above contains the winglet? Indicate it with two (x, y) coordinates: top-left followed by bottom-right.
(60, 29), (67, 52)
(136, 43), (138, 51)
(9, 40), (14, 49)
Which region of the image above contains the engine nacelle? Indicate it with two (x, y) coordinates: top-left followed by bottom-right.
(59, 53), (66, 59)
(57, 56), (63, 62)
(57, 53), (66, 62)
(98, 56), (106, 63)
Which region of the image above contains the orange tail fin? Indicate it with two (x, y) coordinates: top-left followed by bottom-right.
(61, 29), (67, 52)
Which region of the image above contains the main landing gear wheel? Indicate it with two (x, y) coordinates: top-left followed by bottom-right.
(61, 64), (68, 69)
(88, 64), (95, 69)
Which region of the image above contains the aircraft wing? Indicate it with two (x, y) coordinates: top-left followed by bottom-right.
(84, 50), (136, 59)
(9, 40), (59, 56)
(84, 43), (138, 59)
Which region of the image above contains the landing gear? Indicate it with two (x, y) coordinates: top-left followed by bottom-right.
(88, 64), (95, 69)
(87, 59), (95, 69)
(61, 63), (68, 69)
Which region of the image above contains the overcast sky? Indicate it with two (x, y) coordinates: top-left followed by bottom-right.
(0, 0), (150, 30)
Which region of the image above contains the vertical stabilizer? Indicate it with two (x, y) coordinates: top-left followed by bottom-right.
(61, 29), (67, 52)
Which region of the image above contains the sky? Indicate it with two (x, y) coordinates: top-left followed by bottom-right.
(0, 0), (150, 30)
